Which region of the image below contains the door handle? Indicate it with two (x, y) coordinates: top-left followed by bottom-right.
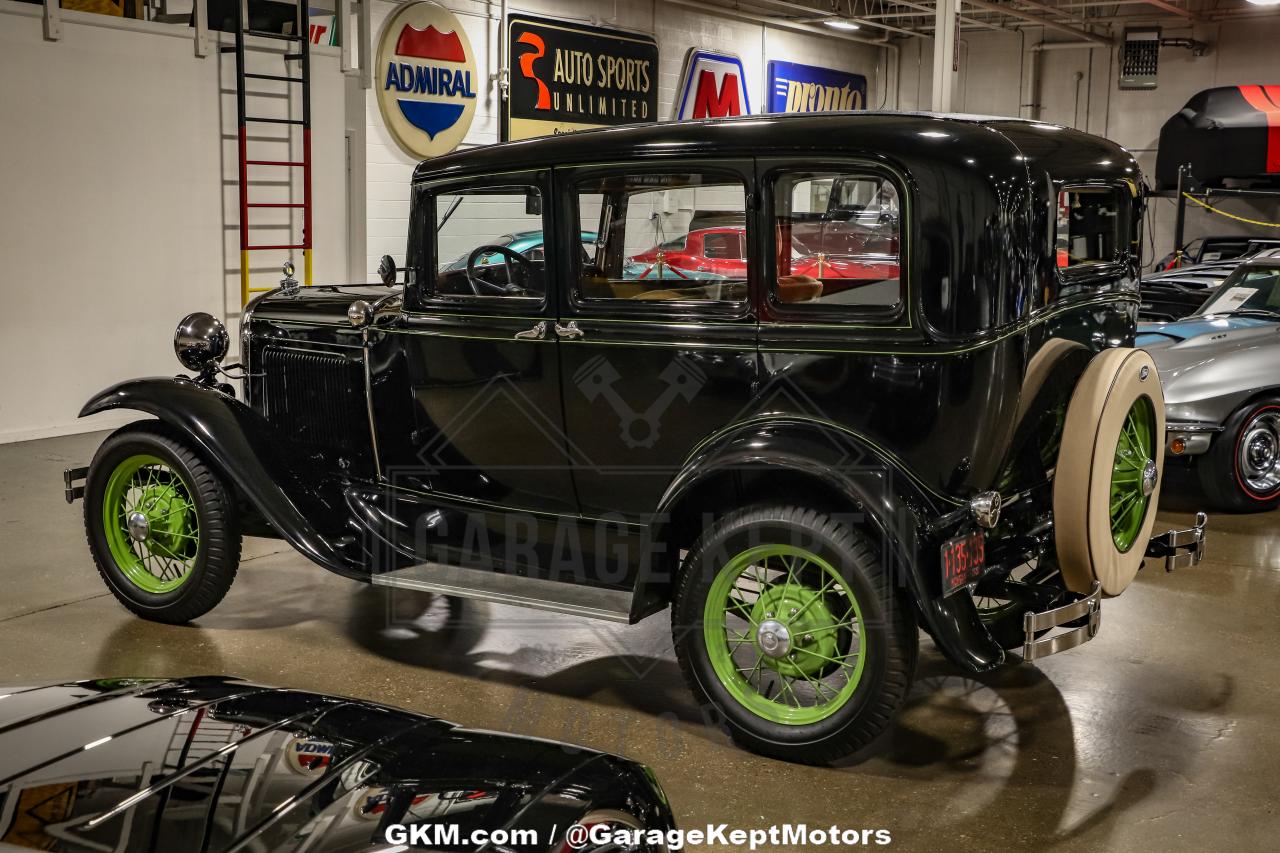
(554, 321), (585, 340)
(514, 320), (547, 340)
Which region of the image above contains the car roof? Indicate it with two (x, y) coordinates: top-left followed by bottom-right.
(412, 111), (1135, 187)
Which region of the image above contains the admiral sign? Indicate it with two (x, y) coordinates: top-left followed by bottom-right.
(767, 60), (867, 114)
(376, 1), (477, 159)
(673, 48), (750, 120)
(505, 14), (658, 141)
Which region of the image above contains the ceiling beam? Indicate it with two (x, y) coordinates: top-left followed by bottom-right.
(1133, 0), (1198, 20)
(961, 0), (1112, 44)
(735, 0), (1008, 34)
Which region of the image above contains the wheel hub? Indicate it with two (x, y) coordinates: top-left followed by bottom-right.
(126, 511), (150, 542)
(749, 584), (841, 677)
(1239, 413), (1280, 493)
(756, 620), (792, 659)
(1141, 459), (1158, 496)
(1247, 432), (1275, 470)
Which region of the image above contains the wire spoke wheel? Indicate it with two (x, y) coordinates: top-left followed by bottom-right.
(703, 544), (867, 725)
(101, 454), (201, 594)
(1109, 396), (1157, 553)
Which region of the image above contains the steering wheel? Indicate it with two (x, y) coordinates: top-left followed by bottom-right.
(465, 244), (535, 296)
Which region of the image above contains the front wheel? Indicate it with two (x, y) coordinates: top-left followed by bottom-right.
(84, 423), (241, 623)
(672, 505), (917, 764)
(1198, 398), (1280, 512)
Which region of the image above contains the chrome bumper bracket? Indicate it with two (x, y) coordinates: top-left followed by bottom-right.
(63, 466), (87, 504)
(1021, 581), (1102, 662)
(1145, 511), (1208, 572)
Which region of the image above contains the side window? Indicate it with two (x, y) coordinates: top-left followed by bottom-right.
(1055, 187), (1123, 269)
(431, 183), (546, 301)
(574, 172), (749, 305)
(772, 171), (902, 312)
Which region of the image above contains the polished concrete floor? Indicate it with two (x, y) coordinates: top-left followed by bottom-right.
(2, 430), (1277, 851)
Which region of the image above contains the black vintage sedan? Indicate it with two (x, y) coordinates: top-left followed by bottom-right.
(0, 677), (672, 852)
(65, 113), (1205, 764)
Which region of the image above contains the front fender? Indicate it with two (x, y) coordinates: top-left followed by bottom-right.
(80, 377), (366, 579)
(638, 417), (1005, 673)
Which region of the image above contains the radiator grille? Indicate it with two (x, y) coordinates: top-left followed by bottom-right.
(260, 347), (365, 450)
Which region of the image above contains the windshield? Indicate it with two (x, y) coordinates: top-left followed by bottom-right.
(1198, 266), (1280, 316)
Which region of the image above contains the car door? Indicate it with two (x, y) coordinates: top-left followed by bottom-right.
(379, 171), (578, 565)
(553, 161), (761, 523)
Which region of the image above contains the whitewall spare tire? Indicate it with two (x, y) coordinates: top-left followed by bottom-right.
(1053, 348), (1165, 597)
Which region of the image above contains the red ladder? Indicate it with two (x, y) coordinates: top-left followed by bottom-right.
(224, 1), (314, 305)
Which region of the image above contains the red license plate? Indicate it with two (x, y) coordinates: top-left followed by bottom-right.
(941, 531), (986, 596)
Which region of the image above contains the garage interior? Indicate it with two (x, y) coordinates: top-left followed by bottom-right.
(3, 0), (1280, 850)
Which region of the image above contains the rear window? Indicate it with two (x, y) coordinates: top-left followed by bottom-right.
(1055, 187), (1123, 269)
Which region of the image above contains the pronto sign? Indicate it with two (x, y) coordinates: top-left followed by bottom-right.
(505, 14), (658, 141)
(767, 60), (867, 114)
(375, 1), (477, 159)
(673, 49), (750, 120)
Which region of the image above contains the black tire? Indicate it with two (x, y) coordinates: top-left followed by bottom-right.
(1197, 398), (1280, 513)
(671, 505), (917, 764)
(84, 422), (241, 623)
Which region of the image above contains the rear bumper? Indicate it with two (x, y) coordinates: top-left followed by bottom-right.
(1022, 582), (1102, 661)
(1021, 513), (1207, 662)
(1145, 511), (1209, 571)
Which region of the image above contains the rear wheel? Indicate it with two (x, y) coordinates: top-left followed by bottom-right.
(84, 424), (241, 623)
(1198, 398), (1280, 512)
(672, 505), (917, 764)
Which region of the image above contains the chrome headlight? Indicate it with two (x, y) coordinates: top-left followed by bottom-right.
(347, 299), (373, 328)
(174, 312), (229, 371)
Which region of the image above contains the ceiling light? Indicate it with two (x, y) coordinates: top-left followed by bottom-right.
(1246, 0), (1280, 5)
(824, 18), (861, 30)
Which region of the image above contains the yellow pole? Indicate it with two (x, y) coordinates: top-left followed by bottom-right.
(240, 250), (250, 306)
(304, 248), (313, 287)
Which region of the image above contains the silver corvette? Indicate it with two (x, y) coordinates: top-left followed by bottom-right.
(1138, 249), (1280, 511)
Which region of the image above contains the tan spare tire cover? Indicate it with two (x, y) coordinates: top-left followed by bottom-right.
(1054, 347), (1165, 597)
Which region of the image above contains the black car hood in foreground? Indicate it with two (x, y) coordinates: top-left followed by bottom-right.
(0, 677), (671, 852)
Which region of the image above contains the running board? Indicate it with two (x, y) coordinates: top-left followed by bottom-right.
(371, 563), (633, 623)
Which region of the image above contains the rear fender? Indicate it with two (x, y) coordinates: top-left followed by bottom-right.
(80, 377), (366, 579)
(637, 418), (1005, 673)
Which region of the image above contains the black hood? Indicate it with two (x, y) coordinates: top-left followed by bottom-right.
(248, 284), (402, 327)
(0, 677), (671, 852)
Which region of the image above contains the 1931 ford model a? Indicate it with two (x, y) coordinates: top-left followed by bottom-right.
(65, 113), (1206, 764)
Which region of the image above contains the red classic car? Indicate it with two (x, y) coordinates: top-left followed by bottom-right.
(629, 227), (899, 290)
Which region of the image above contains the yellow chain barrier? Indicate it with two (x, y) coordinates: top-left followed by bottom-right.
(1182, 192), (1280, 228)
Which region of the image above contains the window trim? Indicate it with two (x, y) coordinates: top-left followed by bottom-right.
(412, 170), (552, 313)
(1053, 181), (1131, 282)
(760, 160), (910, 328)
(558, 161), (757, 321)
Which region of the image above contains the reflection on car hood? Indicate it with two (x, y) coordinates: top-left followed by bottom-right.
(1138, 315), (1280, 402)
(0, 677), (670, 852)
(1136, 315), (1273, 347)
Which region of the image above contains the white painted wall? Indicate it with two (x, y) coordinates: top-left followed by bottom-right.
(0, 4), (350, 442)
(897, 20), (1280, 267)
(362, 0), (889, 277)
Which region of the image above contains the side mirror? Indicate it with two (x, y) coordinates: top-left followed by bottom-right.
(378, 254), (398, 286)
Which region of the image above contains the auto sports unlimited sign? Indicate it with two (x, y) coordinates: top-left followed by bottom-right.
(505, 14), (658, 141)
(376, 1), (477, 159)
(767, 60), (866, 113)
(672, 48), (750, 120)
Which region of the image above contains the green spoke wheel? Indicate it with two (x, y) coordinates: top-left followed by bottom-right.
(85, 424), (241, 624)
(1109, 396), (1157, 553)
(704, 545), (867, 725)
(673, 505), (917, 764)
(101, 454), (201, 594)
